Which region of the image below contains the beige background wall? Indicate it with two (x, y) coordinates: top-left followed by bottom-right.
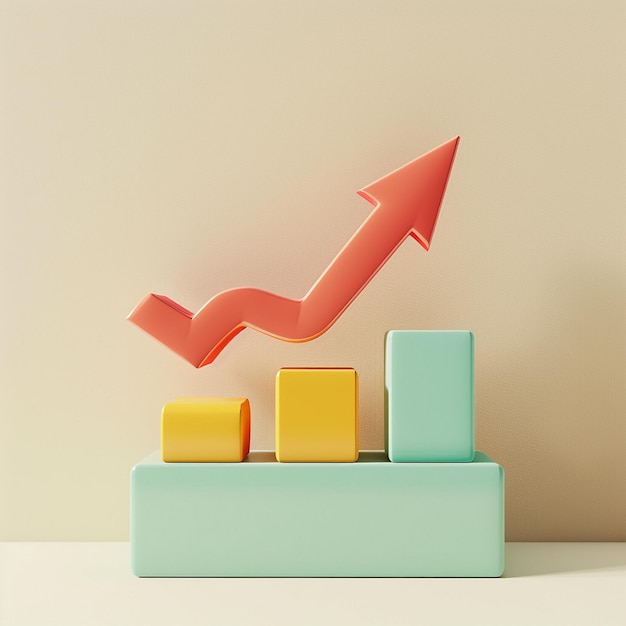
(1, 1), (624, 541)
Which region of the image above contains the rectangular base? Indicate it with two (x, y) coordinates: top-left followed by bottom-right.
(131, 451), (504, 577)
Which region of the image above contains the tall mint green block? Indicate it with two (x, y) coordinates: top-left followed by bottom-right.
(385, 330), (475, 462)
(131, 451), (504, 577)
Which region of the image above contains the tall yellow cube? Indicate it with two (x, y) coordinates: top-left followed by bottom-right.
(276, 368), (359, 462)
(161, 398), (250, 462)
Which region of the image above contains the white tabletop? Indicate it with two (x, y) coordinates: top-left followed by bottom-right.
(1, 542), (625, 626)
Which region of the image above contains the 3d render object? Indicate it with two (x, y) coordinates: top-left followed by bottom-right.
(128, 137), (506, 577)
(131, 450), (504, 577)
(131, 344), (505, 577)
(275, 368), (358, 463)
(385, 330), (474, 462)
(161, 398), (250, 463)
(127, 137), (459, 366)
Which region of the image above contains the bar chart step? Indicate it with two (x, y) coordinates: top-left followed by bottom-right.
(275, 368), (358, 462)
(161, 398), (250, 462)
(385, 330), (475, 462)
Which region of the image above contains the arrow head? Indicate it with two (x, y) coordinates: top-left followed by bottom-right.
(357, 136), (459, 250)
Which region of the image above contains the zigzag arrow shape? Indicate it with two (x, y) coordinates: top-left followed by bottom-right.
(128, 136), (459, 367)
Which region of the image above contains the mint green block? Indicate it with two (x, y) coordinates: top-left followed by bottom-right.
(131, 451), (504, 577)
(385, 330), (475, 462)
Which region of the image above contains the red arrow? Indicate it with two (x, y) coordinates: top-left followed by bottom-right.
(128, 137), (459, 367)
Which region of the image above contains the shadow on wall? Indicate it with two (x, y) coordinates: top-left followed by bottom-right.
(504, 543), (626, 577)
(485, 261), (626, 541)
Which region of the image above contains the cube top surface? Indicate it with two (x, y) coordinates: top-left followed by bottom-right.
(170, 397), (249, 404)
(136, 449), (497, 467)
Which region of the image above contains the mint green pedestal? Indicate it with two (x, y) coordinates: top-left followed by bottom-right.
(131, 451), (504, 577)
(385, 330), (475, 462)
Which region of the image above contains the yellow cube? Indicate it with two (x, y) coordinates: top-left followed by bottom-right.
(161, 398), (250, 462)
(276, 368), (359, 462)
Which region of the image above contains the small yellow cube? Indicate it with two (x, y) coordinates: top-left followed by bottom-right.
(276, 368), (359, 462)
(161, 398), (250, 462)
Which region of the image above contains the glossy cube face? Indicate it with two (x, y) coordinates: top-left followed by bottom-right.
(161, 398), (250, 462)
(275, 368), (359, 462)
(385, 331), (475, 462)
